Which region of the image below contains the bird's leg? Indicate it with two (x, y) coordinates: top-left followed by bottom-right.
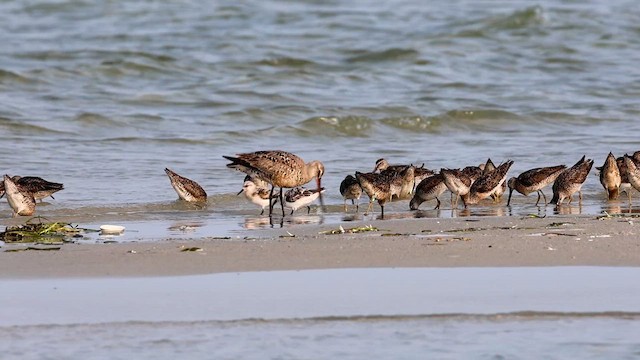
(290, 209), (294, 215)
(343, 200), (347, 212)
(260, 208), (264, 215)
(535, 191), (541, 206)
(434, 197), (441, 210)
(268, 186), (275, 215)
(579, 191), (583, 202)
(279, 187), (285, 217)
(540, 190), (547, 204)
(355, 199), (359, 213)
(380, 204), (385, 219)
(307, 206), (311, 214)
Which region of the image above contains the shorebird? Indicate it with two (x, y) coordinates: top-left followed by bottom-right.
(599, 152), (621, 200)
(461, 160), (514, 206)
(507, 165), (567, 206)
(284, 187), (325, 215)
(3, 175), (36, 217)
(339, 174), (362, 212)
(238, 179), (279, 215)
(441, 166), (483, 208)
(223, 151), (324, 217)
(356, 166), (415, 218)
(409, 173), (447, 210)
(623, 154), (640, 197)
(483, 158), (506, 202)
(165, 168), (207, 203)
(0, 176), (63, 202)
(550, 156), (594, 205)
(374, 158), (434, 186)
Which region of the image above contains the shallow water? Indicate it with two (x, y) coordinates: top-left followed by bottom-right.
(2, 0), (640, 235)
(1, 267), (640, 359)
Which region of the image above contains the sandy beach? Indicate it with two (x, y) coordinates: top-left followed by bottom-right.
(2, 213), (639, 279)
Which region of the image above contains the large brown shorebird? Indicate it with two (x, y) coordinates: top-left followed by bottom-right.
(409, 173), (447, 210)
(507, 164), (567, 206)
(165, 168), (207, 203)
(461, 160), (514, 206)
(223, 150), (324, 216)
(3, 175), (36, 217)
(0, 175), (63, 202)
(599, 152), (621, 200)
(339, 174), (362, 212)
(550, 156), (594, 205)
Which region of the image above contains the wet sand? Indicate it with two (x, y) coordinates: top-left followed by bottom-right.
(1, 213), (639, 278)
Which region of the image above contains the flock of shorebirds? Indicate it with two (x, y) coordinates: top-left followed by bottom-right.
(3, 150), (640, 219)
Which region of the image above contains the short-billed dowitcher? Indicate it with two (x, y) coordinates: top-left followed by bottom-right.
(223, 150), (324, 217)
(461, 160), (514, 206)
(356, 166), (414, 218)
(238, 179), (279, 215)
(483, 158), (506, 202)
(374, 158), (433, 186)
(284, 187), (325, 215)
(550, 156), (594, 205)
(3, 175), (36, 217)
(623, 154), (640, 199)
(409, 174), (447, 210)
(339, 174), (362, 212)
(507, 165), (566, 206)
(599, 152), (621, 200)
(441, 166), (483, 208)
(165, 168), (207, 203)
(0, 175), (63, 202)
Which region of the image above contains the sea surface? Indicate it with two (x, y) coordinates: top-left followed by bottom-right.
(2, 0), (640, 235)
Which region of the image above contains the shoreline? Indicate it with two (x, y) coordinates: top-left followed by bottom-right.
(2, 213), (640, 279)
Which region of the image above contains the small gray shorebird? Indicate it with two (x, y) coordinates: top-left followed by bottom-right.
(339, 174), (362, 212)
(409, 173), (447, 210)
(284, 187), (325, 215)
(3, 175), (36, 217)
(0, 175), (63, 202)
(237, 178), (279, 215)
(507, 164), (567, 206)
(165, 168), (207, 203)
(550, 156), (594, 205)
(223, 150), (324, 217)
(599, 152), (621, 200)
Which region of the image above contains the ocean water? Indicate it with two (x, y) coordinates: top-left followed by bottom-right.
(1, 0), (640, 234)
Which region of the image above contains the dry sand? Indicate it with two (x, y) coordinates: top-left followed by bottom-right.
(1, 213), (640, 278)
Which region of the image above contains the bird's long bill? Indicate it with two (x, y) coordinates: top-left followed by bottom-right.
(317, 178), (325, 211)
(236, 189), (243, 196)
(507, 188), (514, 206)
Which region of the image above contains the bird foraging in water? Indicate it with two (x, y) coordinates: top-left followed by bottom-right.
(284, 187), (325, 215)
(482, 158), (506, 202)
(461, 160), (514, 206)
(550, 156), (594, 205)
(237, 179), (279, 215)
(165, 168), (207, 203)
(223, 150), (324, 217)
(441, 166), (483, 208)
(409, 173), (447, 210)
(507, 165), (566, 206)
(0, 175), (63, 202)
(356, 166), (415, 218)
(339, 174), (362, 212)
(599, 152), (621, 200)
(3, 175), (36, 217)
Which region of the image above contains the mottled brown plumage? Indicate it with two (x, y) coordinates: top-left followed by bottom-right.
(507, 165), (566, 206)
(462, 160), (514, 206)
(441, 166), (483, 208)
(356, 166), (415, 218)
(599, 152), (621, 200)
(165, 168), (207, 203)
(409, 174), (447, 210)
(483, 158), (506, 202)
(224, 150), (324, 216)
(0, 175), (63, 201)
(284, 187), (325, 215)
(339, 174), (362, 212)
(374, 158), (434, 185)
(550, 156), (594, 205)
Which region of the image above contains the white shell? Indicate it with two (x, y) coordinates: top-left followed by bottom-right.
(100, 224), (126, 234)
